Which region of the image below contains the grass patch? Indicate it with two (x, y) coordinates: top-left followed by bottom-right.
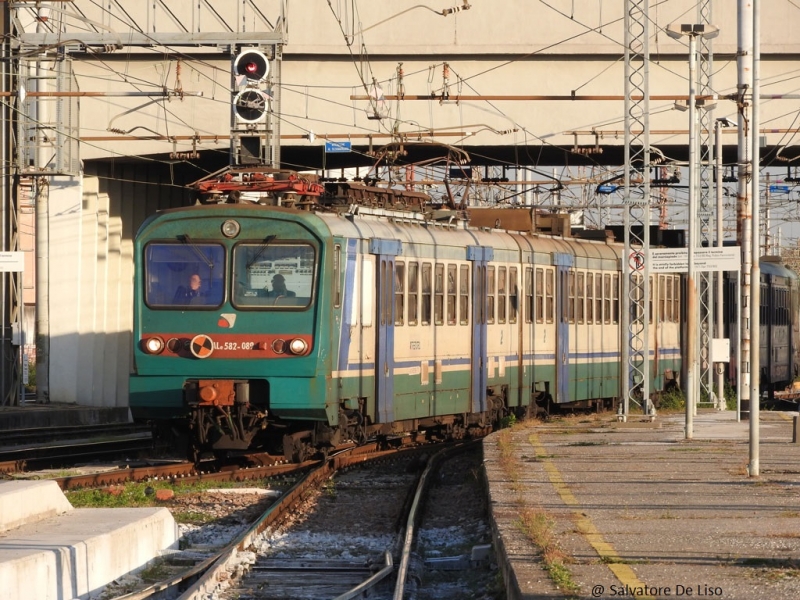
(66, 483), (161, 508)
(496, 429), (581, 594)
(500, 413), (517, 429)
(65, 479), (271, 508)
(171, 510), (216, 525)
(139, 561), (171, 583)
(322, 479), (337, 498)
(655, 387), (685, 411)
(496, 429), (520, 488)
(517, 508), (579, 594)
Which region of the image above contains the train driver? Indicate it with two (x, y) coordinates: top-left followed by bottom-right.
(265, 273), (296, 298)
(173, 272), (205, 304)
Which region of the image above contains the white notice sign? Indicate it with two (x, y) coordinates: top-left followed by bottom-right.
(0, 252), (24, 272)
(648, 247), (741, 273)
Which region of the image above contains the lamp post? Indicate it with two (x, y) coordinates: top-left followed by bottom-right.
(715, 117), (735, 414)
(666, 23), (719, 439)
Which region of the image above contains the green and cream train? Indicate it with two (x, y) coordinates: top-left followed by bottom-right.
(130, 195), (683, 461)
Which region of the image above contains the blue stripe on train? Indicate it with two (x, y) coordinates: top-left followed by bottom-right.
(341, 347), (681, 371)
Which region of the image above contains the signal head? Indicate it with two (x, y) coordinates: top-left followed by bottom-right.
(233, 89), (271, 123)
(233, 49), (270, 84)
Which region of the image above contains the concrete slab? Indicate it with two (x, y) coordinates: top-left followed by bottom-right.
(0, 507), (178, 600)
(0, 480), (73, 533)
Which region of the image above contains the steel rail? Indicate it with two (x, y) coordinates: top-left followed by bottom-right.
(172, 445), (413, 600)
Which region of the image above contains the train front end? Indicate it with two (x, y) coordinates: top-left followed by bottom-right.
(130, 205), (336, 460)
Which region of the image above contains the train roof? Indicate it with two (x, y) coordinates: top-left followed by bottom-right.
(760, 256), (799, 280)
(139, 203), (625, 269)
(318, 210), (622, 267)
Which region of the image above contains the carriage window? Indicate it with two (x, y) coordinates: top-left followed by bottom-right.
(333, 245), (342, 308)
(673, 275), (681, 322)
(666, 276), (673, 323)
(487, 266), (496, 324)
(145, 242), (226, 309)
(577, 272), (585, 324)
(613, 274), (620, 324)
(535, 268), (544, 323)
(586, 273), (594, 323)
(546, 269), (554, 323)
(568, 270), (576, 323)
(509, 267), (518, 324)
(435, 264), (445, 325)
(408, 262), (419, 326)
(232, 243), (316, 309)
(460, 265), (470, 325)
(659, 275), (666, 322)
(525, 267), (533, 323)
(395, 262), (405, 326)
(498, 267), (507, 324)
(447, 264), (457, 325)
(421, 263), (432, 325)
(784, 289), (789, 325)
(604, 274), (611, 324)
(595, 273), (603, 324)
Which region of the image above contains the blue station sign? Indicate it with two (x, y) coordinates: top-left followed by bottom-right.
(325, 141), (352, 153)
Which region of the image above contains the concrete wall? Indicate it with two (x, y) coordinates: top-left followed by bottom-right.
(46, 168), (191, 405)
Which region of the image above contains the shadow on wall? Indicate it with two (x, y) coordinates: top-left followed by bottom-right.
(45, 162), (195, 408)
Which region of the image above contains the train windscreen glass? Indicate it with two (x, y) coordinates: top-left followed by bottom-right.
(233, 243), (316, 308)
(144, 243), (226, 308)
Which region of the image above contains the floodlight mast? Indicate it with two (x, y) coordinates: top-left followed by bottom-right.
(666, 23), (719, 440)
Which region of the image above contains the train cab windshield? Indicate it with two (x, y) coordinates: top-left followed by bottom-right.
(233, 243), (316, 309)
(144, 243), (225, 308)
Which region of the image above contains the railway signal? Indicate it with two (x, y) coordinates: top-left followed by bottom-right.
(231, 47), (271, 164)
(233, 48), (270, 124)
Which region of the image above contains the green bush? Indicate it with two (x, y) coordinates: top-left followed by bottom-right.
(24, 359), (36, 394)
(500, 413), (517, 429)
(657, 386), (685, 411)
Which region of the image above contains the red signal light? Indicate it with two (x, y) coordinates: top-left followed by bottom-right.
(233, 49), (269, 83)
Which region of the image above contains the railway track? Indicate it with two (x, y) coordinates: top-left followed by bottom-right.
(98, 443), (500, 600)
(96, 446), (416, 600)
(0, 424), (154, 472)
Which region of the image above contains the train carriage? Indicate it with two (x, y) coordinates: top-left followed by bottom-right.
(758, 257), (800, 401)
(130, 190), (685, 460)
(721, 256), (800, 406)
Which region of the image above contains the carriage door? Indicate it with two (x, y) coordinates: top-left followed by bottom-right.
(554, 253), (573, 404)
(370, 238), (402, 423)
(468, 246), (494, 413)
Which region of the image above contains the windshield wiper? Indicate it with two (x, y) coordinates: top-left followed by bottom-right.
(178, 234), (215, 269)
(246, 234), (277, 269)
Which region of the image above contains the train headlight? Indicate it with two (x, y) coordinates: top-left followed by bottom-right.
(221, 219), (241, 238)
(288, 338), (309, 355)
(143, 336), (165, 354)
(271, 339), (286, 354)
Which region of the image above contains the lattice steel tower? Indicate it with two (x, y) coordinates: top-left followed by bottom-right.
(621, 0), (653, 419)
